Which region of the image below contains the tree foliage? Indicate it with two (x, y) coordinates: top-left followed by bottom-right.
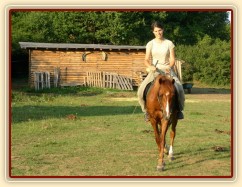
(176, 35), (231, 85)
(11, 10), (231, 86)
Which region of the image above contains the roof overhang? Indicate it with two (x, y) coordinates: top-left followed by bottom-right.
(19, 42), (146, 51)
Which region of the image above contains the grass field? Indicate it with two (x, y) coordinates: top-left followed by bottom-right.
(10, 80), (232, 177)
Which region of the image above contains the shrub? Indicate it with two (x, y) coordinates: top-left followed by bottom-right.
(176, 35), (231, 86)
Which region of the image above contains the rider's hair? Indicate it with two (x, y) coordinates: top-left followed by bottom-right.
(151, 21), (164, 31)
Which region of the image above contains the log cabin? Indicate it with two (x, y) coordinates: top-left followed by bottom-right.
(19, 42), (183, 89)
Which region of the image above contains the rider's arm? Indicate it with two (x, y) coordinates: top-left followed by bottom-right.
(144, 44), (156, 71)
(169, 48), (175, 68)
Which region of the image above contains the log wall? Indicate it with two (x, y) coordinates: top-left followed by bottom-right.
(29, 49), (147, 87)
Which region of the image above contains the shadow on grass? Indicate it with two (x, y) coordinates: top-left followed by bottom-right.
(12, 105), (142, 123)
(186, 87), (231, 95)
(166, 146), (231, 172)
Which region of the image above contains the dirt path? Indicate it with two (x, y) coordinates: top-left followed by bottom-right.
(110, 87), (231, 102)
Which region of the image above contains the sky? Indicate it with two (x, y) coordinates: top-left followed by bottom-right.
(227, 11), (231, 22)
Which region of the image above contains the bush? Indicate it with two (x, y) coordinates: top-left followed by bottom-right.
(176, 35), (231, 86)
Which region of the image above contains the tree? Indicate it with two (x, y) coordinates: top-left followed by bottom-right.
(11, 10), (230, 47)
(176, 35), (231, 85)
(164, 11), (230, 45)
(11, 10), (231, 86)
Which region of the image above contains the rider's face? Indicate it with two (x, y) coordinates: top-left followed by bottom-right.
(153, 27), (164, 39)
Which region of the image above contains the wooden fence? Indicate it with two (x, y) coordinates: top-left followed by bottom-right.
(33, 72), (50, 90)
(85, 71), (133, 90)
(173, 59), (184, 83)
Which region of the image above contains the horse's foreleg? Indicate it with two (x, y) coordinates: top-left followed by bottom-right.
(150, 119), (160, 152)
(164, 139), (168, 155)
(157, 121), (169, 171)
(168, 118), (178, 161)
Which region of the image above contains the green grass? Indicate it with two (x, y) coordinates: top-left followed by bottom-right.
(11, 86), (232, 177)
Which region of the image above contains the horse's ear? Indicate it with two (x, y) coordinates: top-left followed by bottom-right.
(159, 76), (166, 84)
(172, 79), (175, 84)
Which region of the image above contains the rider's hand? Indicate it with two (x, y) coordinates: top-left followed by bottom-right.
(149, 65), (156, 71)
(165, 68), (171, 74)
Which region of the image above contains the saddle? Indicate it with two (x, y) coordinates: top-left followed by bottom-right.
(143, 81), (154, 104)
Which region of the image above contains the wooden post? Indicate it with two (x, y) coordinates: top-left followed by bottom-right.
(102, 72), (105, 88)
(40, 73), (43, 89)
(54, 68), (59, 87)
(28, 49), (32, 87)
(174, 59), (184, 83)
(47, 72), (50, 88)
(87, 72), (89, 86)
(103, 72), (106, 88)
(34, 72), (37, 90)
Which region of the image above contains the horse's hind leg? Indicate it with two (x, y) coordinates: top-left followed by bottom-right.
(168, 118), (178, 161)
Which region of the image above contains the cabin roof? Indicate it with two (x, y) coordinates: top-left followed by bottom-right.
(19, 42), (146, 51)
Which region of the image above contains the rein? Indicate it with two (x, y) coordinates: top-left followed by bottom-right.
(156, 69), (172, 78)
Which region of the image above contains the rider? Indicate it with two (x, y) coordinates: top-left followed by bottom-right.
(137, 21), (185, 122)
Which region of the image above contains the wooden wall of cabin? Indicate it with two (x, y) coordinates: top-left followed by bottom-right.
(29, 49), (147, 88)
(130, 51), (147, 86)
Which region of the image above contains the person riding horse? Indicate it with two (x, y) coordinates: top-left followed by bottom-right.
(137, 21), (185, 122)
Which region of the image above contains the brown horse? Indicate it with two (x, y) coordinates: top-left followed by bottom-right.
(146, 74), (179, 171)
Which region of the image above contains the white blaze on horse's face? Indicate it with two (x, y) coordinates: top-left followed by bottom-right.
(165, 92), (170, 118)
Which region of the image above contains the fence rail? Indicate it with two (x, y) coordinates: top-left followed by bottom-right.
(85, 71), (133, 90)
(33, 71), (50, 90)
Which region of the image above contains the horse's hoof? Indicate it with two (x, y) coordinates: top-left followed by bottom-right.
(157, 165), (165, 171)
(168, 154), (175, 161)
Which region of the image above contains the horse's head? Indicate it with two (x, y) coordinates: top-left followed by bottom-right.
(157, 75), (176, 120)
